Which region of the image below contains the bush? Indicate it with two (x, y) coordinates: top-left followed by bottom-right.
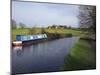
(65, 33), (72, 37)
(46, 33), (60, 40)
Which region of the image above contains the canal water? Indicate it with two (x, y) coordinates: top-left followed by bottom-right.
(11, 37), (79, 74)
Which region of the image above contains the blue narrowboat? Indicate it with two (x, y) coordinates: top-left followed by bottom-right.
(13, 34), (47, 46)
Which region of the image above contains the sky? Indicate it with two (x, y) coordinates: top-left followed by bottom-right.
(12, 1), (80, 28)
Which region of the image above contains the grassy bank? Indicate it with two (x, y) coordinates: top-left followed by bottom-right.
(12, 28), (83, 41)
(61, 39), (96, 71)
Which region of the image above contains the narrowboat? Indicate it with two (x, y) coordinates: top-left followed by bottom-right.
(12, 34), (47, 46)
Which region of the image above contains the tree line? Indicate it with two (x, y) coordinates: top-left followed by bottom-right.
(11, 20), (73, 29)
(11, 19), (27, 29)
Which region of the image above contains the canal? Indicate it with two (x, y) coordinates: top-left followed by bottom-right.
(11, 37), (79, 74)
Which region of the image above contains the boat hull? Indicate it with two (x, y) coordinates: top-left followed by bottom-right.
(12, 41), (22, 46)
(12, 38), (47, 46)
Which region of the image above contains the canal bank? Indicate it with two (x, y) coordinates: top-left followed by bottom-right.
(61, 38), (96, 71)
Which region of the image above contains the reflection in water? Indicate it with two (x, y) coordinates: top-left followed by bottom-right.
(13, 46), (22, 51)
(11, 37), (79, 74)
(13, 46), (23, 56)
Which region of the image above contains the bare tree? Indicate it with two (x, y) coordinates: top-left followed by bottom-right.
(78, 5), (96, 32)
(12, 19), (17, 29)
(19, 22), (26, 28)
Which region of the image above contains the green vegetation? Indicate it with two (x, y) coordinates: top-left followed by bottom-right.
(45, 28), (82, 35)
(12, 28), (83, 41)
(61, 39), (96, 71)
(12, 28), (29, 41)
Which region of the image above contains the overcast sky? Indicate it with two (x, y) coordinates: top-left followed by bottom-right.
(12, 1), (80, 28)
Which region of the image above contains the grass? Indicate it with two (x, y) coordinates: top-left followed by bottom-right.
(12, 28), (82, 41)
(12, 28), (29, 41)
(71, 40), (96, 64)
(61, 39), (96, 71)
(45, 28), (82, 36)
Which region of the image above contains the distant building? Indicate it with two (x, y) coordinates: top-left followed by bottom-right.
(47, 25), (68, 29)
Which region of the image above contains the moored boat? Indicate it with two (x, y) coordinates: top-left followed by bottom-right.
(12, 34), (48, 46)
